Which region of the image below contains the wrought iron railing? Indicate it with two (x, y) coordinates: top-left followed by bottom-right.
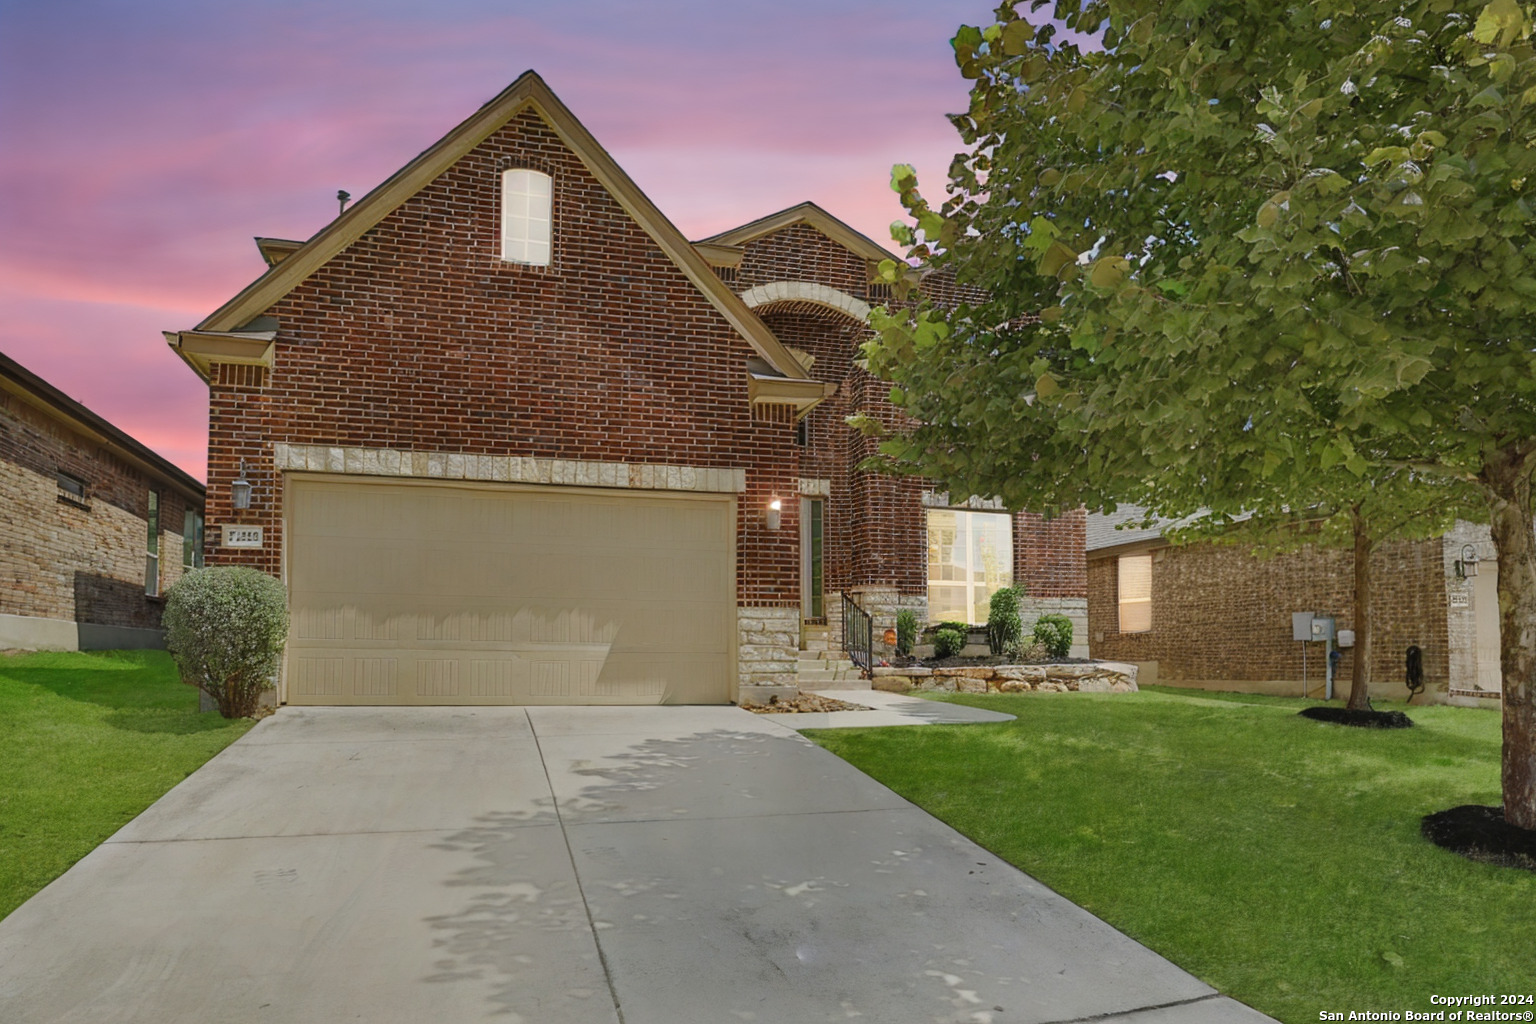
(842, 593), (873, 678)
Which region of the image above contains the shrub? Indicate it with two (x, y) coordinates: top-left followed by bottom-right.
(986, 585), (1024, 655)
(163, 567), (289, 718)
(1032, 613), (1075, 659)
(933, 627), (967, 659)
(895, 609), (918, 657)
(1005, 637), (1048, 663)
(924, 620), (971, 637)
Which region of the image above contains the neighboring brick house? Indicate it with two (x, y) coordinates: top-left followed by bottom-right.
(163, 71), (1086, 707)
(1085, 508), (1501, 705)
(0, 350), (205, 651)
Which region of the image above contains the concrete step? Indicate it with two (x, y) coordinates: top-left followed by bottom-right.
(797, 650), (854, 662)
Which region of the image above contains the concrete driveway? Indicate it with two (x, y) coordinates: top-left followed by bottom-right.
(0, 702), (1276, 1023)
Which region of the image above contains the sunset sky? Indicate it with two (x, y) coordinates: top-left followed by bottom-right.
(0, 0), (996, 480)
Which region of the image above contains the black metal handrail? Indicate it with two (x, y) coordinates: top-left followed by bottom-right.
(842, 593), (873, 678)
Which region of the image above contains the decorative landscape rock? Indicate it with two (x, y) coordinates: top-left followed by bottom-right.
(869, 661), (1138, 695)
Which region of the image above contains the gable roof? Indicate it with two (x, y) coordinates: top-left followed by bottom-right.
(0, 349), (205, 500)
(172, 71), (812, 384)
(698, 201), (903, 266)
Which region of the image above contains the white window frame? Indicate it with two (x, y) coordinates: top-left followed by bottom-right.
(926, 509), (1013, 625)
(1118, 554), (1152, 633)
(500, 168), (552, 266)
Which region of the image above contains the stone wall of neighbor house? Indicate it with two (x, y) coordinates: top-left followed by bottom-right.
(0, 386), (198, 639)
(1087, 535), (1454, 699)
(205, 108), (801, 616)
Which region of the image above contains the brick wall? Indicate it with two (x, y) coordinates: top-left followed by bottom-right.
(1087, 538), (1453, 695)
(734, 224), (1088, 614)
(205, 109), (800, 609)
(0, 387), (198, 630)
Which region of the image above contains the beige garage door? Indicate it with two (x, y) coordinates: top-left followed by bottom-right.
(284, 476), (735, 705)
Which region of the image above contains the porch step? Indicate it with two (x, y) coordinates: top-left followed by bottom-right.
(795, 652), (869, 690)
(801, 623), (831, 653)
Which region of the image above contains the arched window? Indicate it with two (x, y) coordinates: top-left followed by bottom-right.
(501, 169), (552, 265)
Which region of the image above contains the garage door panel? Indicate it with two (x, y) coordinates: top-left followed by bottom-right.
(286, 478), (735, 705)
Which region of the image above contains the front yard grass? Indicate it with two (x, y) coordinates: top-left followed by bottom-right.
(804, 686), (1534, 1024)
(0, 649), (253, 920)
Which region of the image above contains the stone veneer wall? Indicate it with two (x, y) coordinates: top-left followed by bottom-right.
(826, 587), (927, 657)
(738, 606), (800, 699)
(1020, 596), (1090, 659)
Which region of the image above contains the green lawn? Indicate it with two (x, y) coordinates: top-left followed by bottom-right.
(805, 686), (1535, 1023)
(0, 649), (254, 920)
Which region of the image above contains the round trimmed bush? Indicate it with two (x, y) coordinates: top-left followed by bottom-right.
(933, 627), (966, 659)
(164, 566), (289, 718)
(1031, 613), (1074, 659)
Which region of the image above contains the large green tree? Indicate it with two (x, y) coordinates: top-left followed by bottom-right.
(865, 0), (1536, 828)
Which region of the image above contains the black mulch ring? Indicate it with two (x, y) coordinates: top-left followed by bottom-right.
(1422, 805), (1536, 872)
(1297, 706), (1414, 729)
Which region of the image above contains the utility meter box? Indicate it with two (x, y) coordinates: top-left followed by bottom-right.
(1292, 612), (1319, 642)
(1337, 629), (1356, 649)
(1310, 616), (1336, 642)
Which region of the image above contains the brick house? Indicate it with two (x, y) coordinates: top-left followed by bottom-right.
(164, 71), (1085, 707)
(1085, 508), (1500, 705)
(0, 350), (205, 651)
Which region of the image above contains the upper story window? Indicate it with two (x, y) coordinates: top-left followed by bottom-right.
(501, 169), (552, 265)
(1118, 553), (1152, 633)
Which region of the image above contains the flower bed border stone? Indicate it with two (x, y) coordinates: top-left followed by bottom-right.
(870, 661), (1139, 695)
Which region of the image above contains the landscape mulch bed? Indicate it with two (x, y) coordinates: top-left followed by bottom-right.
(1422, 805), (1536, 872)
(741, 694), (871, 714)
(1297, 706), (1414, 729)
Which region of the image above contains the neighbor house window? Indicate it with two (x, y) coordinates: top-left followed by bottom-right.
(145, 491), (160, 597)
(926, 509), (1012, 624)
(56, 470), (89, 508)
(183, 508), (204, 571)
(1118, 554), (1152, 632)
(501, 168), (552, 265)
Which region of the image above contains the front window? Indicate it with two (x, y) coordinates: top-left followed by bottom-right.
(501, 168), (552, 265)
(926, 509), (1012, 624)
(145, 491), (160, 597)
(1118, 554), (1152, 632)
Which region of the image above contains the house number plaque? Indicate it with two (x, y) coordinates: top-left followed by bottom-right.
(221, 525), (264, 548)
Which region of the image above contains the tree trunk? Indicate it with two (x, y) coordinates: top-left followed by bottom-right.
(1347, 504), (1373, 711)
(1483, 446), (1536, 832)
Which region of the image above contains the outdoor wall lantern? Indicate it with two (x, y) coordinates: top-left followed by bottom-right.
(1454, 544), (1479, 579)
(231, 461), (253, 510)
(766, 498), (782, 531)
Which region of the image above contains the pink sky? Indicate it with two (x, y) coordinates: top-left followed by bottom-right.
(0, 1), (992, 480)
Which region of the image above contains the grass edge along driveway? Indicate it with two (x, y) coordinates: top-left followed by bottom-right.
(804, 687), (1534, 1024)
(0, 649), (254, 921)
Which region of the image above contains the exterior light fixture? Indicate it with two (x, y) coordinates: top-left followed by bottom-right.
(231, 460), (253, 510)
(1454, 544), (1479, 579)
(766, 498), (782, 531)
